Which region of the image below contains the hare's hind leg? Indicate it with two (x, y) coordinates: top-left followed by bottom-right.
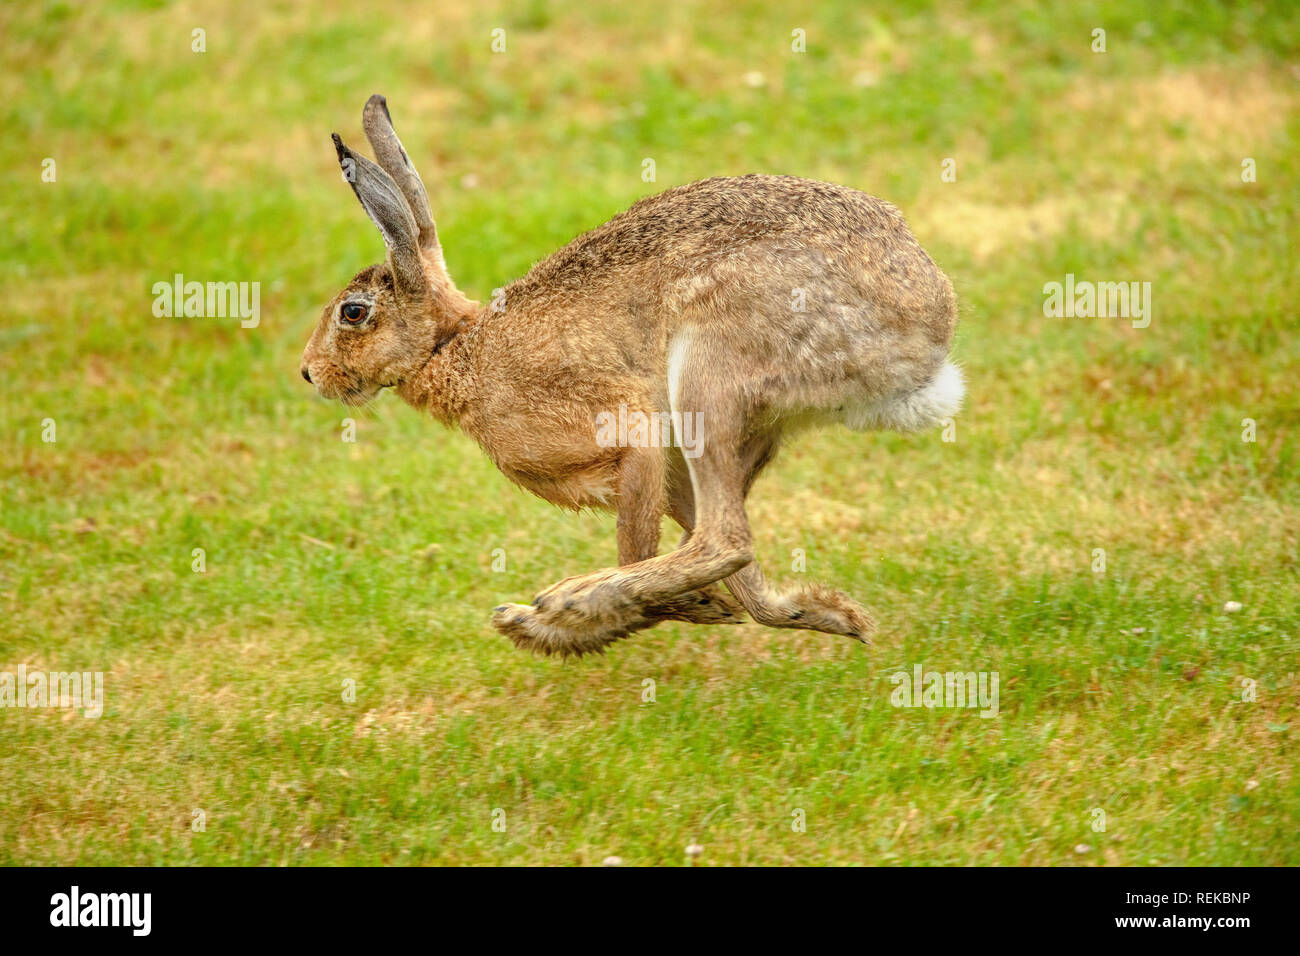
(669, 433), (873, 643)
(617, 446), (745, 627)
(492, 392), (758, 656)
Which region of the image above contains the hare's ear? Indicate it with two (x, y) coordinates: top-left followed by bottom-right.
(362, 94), (440, 258)
(332, 133), (426, 295)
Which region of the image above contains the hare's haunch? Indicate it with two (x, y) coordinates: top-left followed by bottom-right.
(301, 95), (963, 657)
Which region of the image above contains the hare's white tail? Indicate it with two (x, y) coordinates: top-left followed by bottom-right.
(842, 360), (965, 433)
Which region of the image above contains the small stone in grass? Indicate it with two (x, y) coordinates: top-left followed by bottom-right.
(1224, 601), (1243, 613)
(685, 844), (704, 860)
(602, 856), (623, 867)
(1074, 844), (1092, 854)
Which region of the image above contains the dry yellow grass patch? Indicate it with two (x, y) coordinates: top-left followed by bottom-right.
(907, 63), (1293, 260)
(1073, 65), (1293, 144)
(915, 191), (1134, 262)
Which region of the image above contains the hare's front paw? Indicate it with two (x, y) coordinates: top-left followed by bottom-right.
(492, 570), (654, 657)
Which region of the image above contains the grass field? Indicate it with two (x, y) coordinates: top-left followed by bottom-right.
(2, 0), (1297, 865)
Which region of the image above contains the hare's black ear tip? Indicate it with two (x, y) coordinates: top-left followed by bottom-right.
(331, 132), (346, 155)
(365, 93), (392, 123)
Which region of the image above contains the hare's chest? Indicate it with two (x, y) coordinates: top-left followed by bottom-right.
(498, 461), (619, 512)
(464, 398), (626, 512)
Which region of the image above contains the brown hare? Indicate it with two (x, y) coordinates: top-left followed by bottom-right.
(301, 95), (963, 657)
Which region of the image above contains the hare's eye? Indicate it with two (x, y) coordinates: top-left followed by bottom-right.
(341, 302), (368, 324)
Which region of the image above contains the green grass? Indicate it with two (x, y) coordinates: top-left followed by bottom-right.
(1, 0), (1296, 865)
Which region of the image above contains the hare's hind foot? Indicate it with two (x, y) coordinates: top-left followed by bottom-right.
(492, 602), (640, 657)
(492, 569), (654, 657)
(725, 565), (874, 642)
(492, 571), (747, 657)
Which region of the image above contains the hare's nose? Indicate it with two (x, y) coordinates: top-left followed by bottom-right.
(301, 367), (312, 383)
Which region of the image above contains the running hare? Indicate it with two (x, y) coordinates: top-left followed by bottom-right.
(301, 95), (963, 657)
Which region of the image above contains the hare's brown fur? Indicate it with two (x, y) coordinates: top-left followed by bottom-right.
(302, 95), (964, 657)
